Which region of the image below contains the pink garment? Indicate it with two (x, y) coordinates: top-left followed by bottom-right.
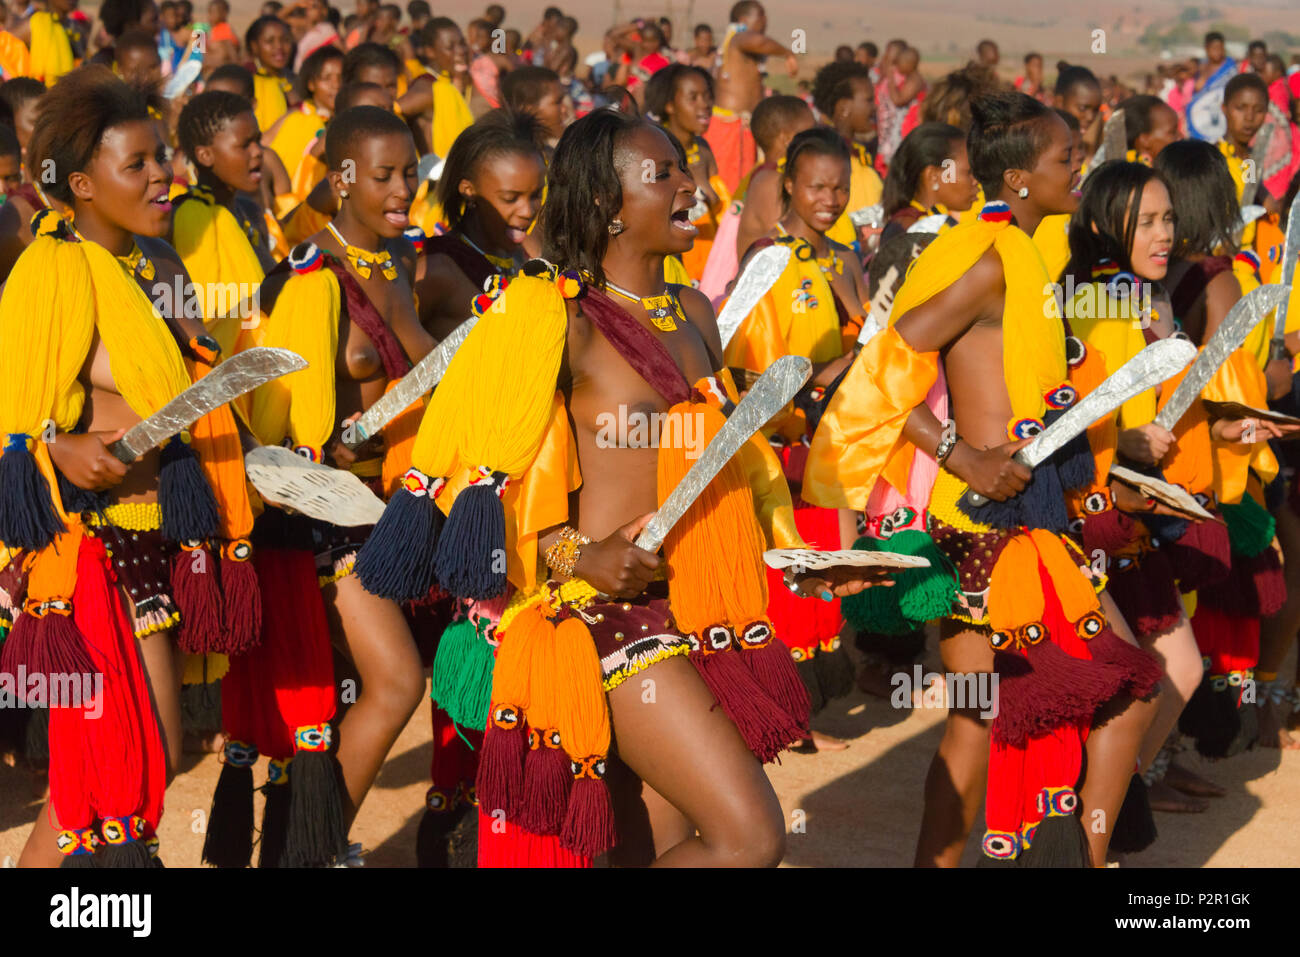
(700, 200), (742, 304)
(1270, 77), (1291, 115)
(469, 53), (501, 108)
(864, 363), (948, 521)
(1265, 119), (1300, 201)
(294, 23), (340, 72)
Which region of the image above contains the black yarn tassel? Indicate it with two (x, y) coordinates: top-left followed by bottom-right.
(1018, 814), (1092, 868)
(434, 480), (507, 600)
(23, 704), (49, 765)
(281, 751), (347, 867)
(355, 485), (445, 601)
(55, 469), (103, 517)
(93, 841), (154, 868)
(202, 763), (255, 868)
(158, 437), (219, 543)
(257, 777), (291, 868)
(1109, 773), (1158, 854)
(0, 441), (64, 551)
(812, 640), (856, 701)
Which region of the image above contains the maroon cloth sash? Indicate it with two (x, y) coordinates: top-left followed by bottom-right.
(1170, 256), (1232, 347)
(422, 233), (498, 290)
(321, 256), (412, 380)
(578, 284), (693, 406)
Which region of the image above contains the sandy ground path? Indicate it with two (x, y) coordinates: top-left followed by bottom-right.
(4, 641), (1299, 867)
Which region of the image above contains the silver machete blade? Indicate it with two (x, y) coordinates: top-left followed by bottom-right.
(110, 346), (307, 464)
(1155, 283), (1291, 431)
(634, 354), (812, 553)
(345, 315), (480, 450)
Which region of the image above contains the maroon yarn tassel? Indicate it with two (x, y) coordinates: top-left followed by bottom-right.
(475, 718), (527, 819)
(1084, 626), (1163, 700)
(560, 774), (617, 859)
(516, 728), (572, 836)
(1080, 508), (1137, 556)
(991, 641), (1127, 747)
(688, 647), (804, 762)
(1200, 547), (1284, 618)
(219, 553), (262, 654)
(1, 611), (94, 691)
(1103, 553), (1183, 639)
(739, 639), (812, 732)
(1163, 518), (1231, 593)
(170, 546), (222, 654)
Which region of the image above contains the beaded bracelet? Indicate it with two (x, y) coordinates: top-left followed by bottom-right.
(545, 526), (592, 578)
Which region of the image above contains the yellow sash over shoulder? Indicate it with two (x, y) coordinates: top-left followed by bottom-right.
(805, 204), (1066, 509)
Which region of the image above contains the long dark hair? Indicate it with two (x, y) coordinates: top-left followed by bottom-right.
(540, 105), (679, 288)
(1154, 139), (1239, 257)
(882, 122), (964, 218)
(435, 108), (546, 232)
(1064, 160), (1167, 283)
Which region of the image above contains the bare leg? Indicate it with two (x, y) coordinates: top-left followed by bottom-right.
(17, 800), (62, 868)
(914, 623), (993, 868)
(1259, 504), (1300, 747)
(607, 655), (786, 867)
(136, 625), (185, 776)
(1078, 592), (1159, 865)
(323, 574), (426, 832)
(1135, 612), (1202, 771)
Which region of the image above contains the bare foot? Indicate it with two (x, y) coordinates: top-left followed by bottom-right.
(855, 661), (896, 699)
(1164, 762), (1226, 798)
(1147, 778), (1209, 813)
(1257, 699), (1300, 750)
(810, 730), (849, 751)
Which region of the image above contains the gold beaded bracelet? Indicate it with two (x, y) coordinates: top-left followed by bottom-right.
(545, 526), (592, 578)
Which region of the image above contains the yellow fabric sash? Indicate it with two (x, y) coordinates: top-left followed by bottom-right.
(827, 144), (883, 248)
(430, 74), (474, 159)
(270, 102), (327, 205)
(805, 212), (1065, 509)
(247, 263), (340, 457)
(1066, 281), (1156, 428)
(29, 12), (72, 85)
(253, 70), (291, 134)
(724, 236), (844, 373)
(0, 29), (31, 80)
(172, 189), (267, 356)
(1032, 213), (1071, 283)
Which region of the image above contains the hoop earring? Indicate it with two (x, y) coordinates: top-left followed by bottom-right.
(608, 218), (625, 236)
(1017, 187), (1029, 199)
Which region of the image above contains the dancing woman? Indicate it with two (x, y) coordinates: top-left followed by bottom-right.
(806, 92), (1161, 867)
(3, 67), (249, 866)
(358, 106), (888, 866)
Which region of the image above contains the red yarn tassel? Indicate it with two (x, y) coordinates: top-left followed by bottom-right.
(170, 545), (222, 654)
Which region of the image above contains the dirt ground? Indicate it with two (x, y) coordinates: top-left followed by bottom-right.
(4, 636), (1298, 868)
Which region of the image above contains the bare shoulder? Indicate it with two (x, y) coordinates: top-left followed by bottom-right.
(677, 283), (723, 357)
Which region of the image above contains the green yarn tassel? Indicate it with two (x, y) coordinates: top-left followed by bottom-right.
(842, 530), (958, 635)
(1219, 497), (1275, 558)
(430, 617), (495, 731)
